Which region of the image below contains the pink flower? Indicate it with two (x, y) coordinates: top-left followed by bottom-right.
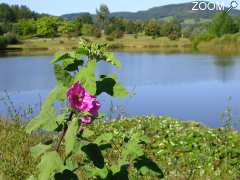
(80, 116), (92, 124)
(67, 82), (85, 111)
(67, 82), (101, 124)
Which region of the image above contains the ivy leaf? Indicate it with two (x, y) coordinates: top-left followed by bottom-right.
(37, 151), (65, 180)
(94, 133), (113, 145)
(64, 118), (79, 156)
(30, 143), (52, 159)
(104, 52), (121, 68)
(74, 60), (96, 95)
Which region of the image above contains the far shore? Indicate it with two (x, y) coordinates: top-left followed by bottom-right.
(2, 34), (240, 56)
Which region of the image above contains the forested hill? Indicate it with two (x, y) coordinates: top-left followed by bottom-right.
(61, 2), (240, 21)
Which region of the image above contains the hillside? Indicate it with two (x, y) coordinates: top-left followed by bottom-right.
(61, 2), (240, 21)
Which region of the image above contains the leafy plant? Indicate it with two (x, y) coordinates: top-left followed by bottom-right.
(26, 39), (161, 179)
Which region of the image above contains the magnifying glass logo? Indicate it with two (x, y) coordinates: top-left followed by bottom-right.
(227, 0), (239, 13)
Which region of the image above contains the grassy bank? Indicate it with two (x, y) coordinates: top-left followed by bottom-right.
(5, 35), (193, 55)
(198, 33), (240, 55)
(0, 116), (240, 179)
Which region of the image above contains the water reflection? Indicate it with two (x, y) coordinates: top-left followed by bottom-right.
(213, 56), (236, 83)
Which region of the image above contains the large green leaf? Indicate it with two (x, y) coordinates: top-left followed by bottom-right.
(51, 52), (69, 64)
(94, 133), (113, 145)
(122, 133), (144, 162)
(96, 75), (128, 97)
(54, 64), (73, 86)
(31, 143), (52, 159)
(26, 85), (65, 134)
(64, 118), (79, 155)
(74, 60), (96, 95)
(37, 151), (65, 180)
(91, 166), (109, 179)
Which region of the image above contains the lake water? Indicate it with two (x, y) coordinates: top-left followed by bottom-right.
(1, 52), (240, 128)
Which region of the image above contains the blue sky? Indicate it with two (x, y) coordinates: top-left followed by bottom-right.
(0, 0), (235, 15)
(0, 0), (191, 15)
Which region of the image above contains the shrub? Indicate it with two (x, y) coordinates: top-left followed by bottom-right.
(4, 32), (19, 44)
(93, 27), (101, 38)
(191, 32), (215, 48)
(106, 35), (114, 41)
(81, 24), (94, 36)
(0, 36), (7, 49)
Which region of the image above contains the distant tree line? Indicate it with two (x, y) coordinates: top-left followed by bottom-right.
(1, 3), (240, 50)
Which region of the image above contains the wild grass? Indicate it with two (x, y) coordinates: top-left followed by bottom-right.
(0, 116), (239, 179)
(198, 33), (240, 55)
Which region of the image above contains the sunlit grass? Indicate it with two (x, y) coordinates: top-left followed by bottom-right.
(7, 35), (192, 55)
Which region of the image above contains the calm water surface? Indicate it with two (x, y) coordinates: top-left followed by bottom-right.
(1, 53), (240, 128)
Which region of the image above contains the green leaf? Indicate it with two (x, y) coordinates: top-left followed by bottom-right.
(96, 75), (128, 97)
(105, 52), (121, 68)
(110, 159), (128, 174)
(27, 175), (36, 180)
(122, 133), (144, 162)
(31, 143), (52, 159)
(51, 52), (69, 64)
(74, 60), (96, 95)
(65, 157), (78, 171)
(26, 85), (64, 134)
(82, 129), (94, 138)
(64, 118), (79, 155)
(37, 151), (65, 180)
(94, 133), (113, 145)
(91, 166), (109, 179)
(81, 143), (104, 169)
(54, 64), (73, 86)
(64, 59), (84, 72)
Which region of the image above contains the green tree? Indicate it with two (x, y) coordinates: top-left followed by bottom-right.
(76, 14), (93, 24)
(11, 5), (38, 20)
(81, 24), (94, 36)
(58, 21), (76, 37)
(17, 19), (37, 36)
(0, 36), (7, 49)
(161, 19), (182, 40)
(104, 17), (125, 38)
(0, 3), (16, 22)
(96, 4), (110, 29)
(144, 19), (160, 37)
(36, 16), (60, 37)
(210, 12), (238, 37)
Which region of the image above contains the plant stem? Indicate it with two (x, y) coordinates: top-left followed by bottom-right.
(56, 111), (73, 152)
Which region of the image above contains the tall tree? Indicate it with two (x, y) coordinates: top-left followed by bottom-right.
(210, 12), (238, 37)
(0, 3), (16, 22)
(96, 4), (110, 29)
(36, 16), (60, 37)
